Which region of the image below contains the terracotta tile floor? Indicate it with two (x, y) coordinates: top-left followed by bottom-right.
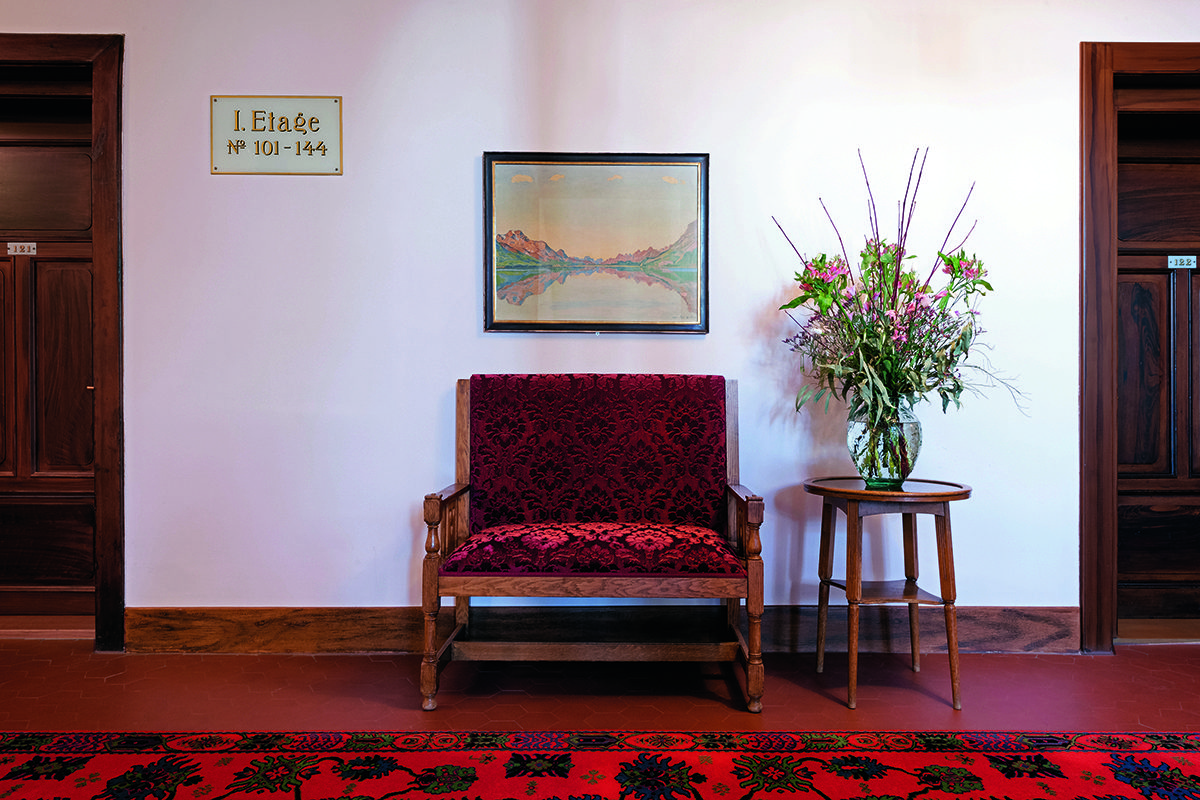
(2, 638), (1199, 731)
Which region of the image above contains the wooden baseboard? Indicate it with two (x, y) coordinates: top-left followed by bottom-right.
(769, 605), (1081, 655)
(124, 607), (419, 653)
(124, 605), (1081, 655)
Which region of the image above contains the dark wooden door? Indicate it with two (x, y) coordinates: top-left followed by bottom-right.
(1082, 43), (1200, 651)
(1114, 75), (1200, 619)
(0, 36), (123, 648)
(0, 244), (96, 614)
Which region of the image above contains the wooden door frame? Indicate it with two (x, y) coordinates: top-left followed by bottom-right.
(0, 34), (125, 650)
(1080, 42), (1200, 653)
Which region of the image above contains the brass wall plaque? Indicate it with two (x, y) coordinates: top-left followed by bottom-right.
(211, 96), (342, 175)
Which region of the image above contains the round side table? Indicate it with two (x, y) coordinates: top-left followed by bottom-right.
(803, 476), (972, 710)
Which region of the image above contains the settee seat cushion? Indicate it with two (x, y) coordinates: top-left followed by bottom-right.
(440, 520), (746, 577)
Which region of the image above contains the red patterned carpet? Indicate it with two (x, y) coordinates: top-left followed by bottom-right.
(3, 730), (1199, 799)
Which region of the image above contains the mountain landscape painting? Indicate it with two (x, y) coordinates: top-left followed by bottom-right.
(484, 153), (708, 332)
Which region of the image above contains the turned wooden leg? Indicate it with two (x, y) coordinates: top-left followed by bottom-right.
(746, 606), (765, 713)
(745, 532), (766, 713)
(903, 512), (920, 673)
(420, 610), (439, 711)
(816, 499), (835, 674)
(945, 602), (961, 710)
(936, 504), (962, 710)
(421, 496), (446, 711)
(845, 500), (862, 709)
(847, 601), (860, 709)
(420, 551), (442, 711)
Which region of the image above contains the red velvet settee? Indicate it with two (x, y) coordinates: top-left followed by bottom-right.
(420, 374), (765, 711)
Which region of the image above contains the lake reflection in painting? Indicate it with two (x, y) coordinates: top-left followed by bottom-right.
(498, 272), (694, 323)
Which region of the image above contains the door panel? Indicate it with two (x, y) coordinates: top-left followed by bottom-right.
(1119, 497), (1200, 579)
(1119, 163), (1200, 241)
(1117, 270), (1172, 474)
(0, 500), (94, 584)
(32, 260), (93, 474)
(0, 149), (91, 231)
(1118, 495), (1200, 617)
(0, 258), (9, 476)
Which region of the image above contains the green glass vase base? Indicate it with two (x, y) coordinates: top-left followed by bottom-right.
(846, 407), (922, 489)
(862, 477), (906, 491)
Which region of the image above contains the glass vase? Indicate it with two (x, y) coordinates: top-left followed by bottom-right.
(846, 406), (922, 490)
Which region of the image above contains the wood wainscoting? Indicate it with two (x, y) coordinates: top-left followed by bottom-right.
(124, 606), (1081, 655)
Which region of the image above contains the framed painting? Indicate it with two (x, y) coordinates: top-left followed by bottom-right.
(484, 152), (709, 333)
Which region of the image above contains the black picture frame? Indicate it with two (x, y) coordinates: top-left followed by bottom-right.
(484, 151), (709, 333)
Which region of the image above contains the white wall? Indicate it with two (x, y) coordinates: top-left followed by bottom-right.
(6, 0), (1197, 609)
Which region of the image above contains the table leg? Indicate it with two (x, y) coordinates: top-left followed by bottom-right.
(903, 512), (920, 673)
(935, 504), (961, 710)
(816, 499), (835, 674)
(845, 500), (862, 710)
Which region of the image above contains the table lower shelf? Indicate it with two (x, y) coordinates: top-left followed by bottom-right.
(824, 579), (944, 605)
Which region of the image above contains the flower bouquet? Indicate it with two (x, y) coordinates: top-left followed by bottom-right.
(779, 149), (1009, 488)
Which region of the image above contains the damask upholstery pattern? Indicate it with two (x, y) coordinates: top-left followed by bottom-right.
(439, 520), (746, 575)
(447, 374), (734, 576)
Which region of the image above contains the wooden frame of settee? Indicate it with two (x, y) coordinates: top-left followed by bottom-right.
(420, 376), (765, 712)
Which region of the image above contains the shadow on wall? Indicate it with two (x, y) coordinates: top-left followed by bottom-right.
(755, 265), (862, 604)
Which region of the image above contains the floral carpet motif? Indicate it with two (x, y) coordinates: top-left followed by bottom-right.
(2, 730), (1199, 799)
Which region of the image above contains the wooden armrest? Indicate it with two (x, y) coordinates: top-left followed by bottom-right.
(727, 483), (762, 508)
(725, 483), (764, 558)
(424, 482), (469, 523)
(423, 482), (470, 557)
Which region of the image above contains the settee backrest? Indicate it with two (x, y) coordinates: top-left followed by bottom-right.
(468, 374), (729, 533)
